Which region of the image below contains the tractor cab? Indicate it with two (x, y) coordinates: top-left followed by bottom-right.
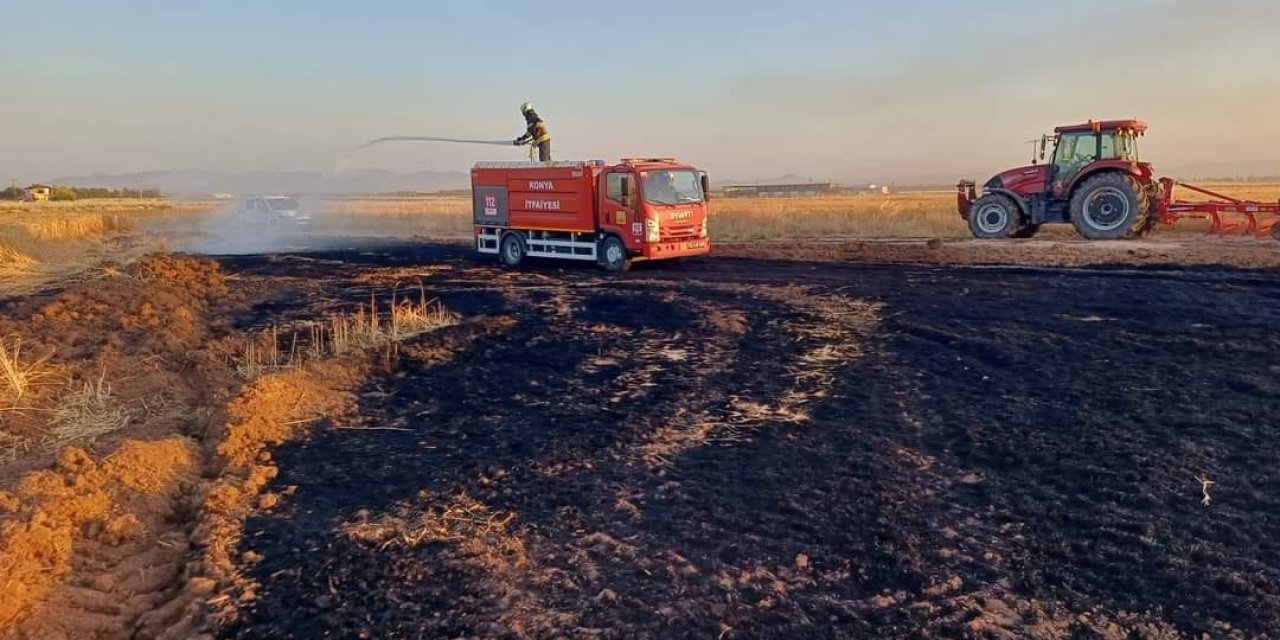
(1045, 121), (1148, 198)
(959, 119), (1158, 240)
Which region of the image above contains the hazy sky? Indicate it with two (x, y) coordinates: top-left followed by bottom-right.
(3, 0), (1279, 184)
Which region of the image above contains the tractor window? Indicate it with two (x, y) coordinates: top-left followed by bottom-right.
(1099, 134), (1118, 160)
(1103, 132), (1139, 161)
(1090, 131), (1141, 161)
(1053, 133), (1098, 174)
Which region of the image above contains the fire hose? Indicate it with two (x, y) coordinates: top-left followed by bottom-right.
(358, 136), (513, 149)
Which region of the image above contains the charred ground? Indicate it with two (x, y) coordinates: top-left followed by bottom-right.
(205, 244), (1280, 640)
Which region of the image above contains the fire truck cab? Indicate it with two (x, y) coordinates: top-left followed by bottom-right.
(472, 158), (711, 272)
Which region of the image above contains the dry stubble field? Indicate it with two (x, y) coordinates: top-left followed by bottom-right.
(322, 182), (1280, 241)
(0, 199), (216, 296)
(0, 185), (1278, 639)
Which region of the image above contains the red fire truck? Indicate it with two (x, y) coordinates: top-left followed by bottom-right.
(472, 158), (711, 271)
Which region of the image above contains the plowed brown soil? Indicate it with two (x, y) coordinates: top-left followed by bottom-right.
(0, 255), (239, 468)
(0, 439), (199, 635)
(0, 256), (254, 638)
(0, 255), (375, 639)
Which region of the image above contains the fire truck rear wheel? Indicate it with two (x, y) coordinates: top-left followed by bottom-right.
(499, 232), (526, 268)
(598, 235), (631, 273)
(1070, 173), (1148, 240)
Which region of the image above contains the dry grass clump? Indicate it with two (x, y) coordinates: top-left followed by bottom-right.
(0, 336), (57, 410)
(330, 285), (459, 352)
(42, 373), (130, 452)
(0, 245), (37, 275)
(21, 213), (130, 242)
(0, 348), (131, 460)
(236, 284), (459, 378)
(342, 491), (527, 572)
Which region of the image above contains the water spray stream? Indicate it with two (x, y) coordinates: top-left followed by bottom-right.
(355, 136), (604, 165)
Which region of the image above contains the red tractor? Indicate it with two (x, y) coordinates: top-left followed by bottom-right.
(958, 119), (1280, 240)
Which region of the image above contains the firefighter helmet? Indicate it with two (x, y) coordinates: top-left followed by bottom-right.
(520, 102), (535, 115)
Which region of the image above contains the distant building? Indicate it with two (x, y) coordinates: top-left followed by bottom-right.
(23, 184), (51, 202)
(722, 182), (834, 198)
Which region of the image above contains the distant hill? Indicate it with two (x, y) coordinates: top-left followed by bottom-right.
(50, 169), (470, 198)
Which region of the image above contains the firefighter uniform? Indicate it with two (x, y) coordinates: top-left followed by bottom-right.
(514, 103), (552, 162)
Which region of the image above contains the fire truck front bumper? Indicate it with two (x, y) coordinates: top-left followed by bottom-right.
(638, 239), (711, 261)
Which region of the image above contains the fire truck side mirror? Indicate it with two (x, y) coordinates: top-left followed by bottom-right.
(700, 172), (710, 201)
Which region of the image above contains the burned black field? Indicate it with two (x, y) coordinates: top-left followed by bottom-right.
(214, 245), (1280, 639)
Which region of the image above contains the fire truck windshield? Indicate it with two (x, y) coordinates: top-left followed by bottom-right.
(641, 170), (704, 205)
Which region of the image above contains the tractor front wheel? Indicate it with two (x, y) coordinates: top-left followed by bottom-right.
(967, 193), (1027, 239)
(1070, 173), (1149, 240)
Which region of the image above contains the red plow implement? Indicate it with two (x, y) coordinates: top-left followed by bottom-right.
(1157, 178), (1280, 238)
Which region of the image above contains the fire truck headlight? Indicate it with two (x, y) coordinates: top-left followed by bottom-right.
(645, 219), (660, 243)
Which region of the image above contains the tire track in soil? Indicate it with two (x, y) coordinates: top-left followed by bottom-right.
(213, 245), (1280, 639)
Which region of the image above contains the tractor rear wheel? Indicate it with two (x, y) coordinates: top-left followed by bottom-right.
(968, 193), (1028, 239)
(1070, 173), (1149, 240)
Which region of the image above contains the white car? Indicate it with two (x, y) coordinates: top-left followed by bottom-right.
(240, 196), (311, 224)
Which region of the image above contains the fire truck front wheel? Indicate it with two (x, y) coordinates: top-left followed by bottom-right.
(499, 232), (526, 268)
(598, 235), (631, 273)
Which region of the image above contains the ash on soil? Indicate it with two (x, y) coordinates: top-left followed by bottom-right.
(214, 244), (1280, 640)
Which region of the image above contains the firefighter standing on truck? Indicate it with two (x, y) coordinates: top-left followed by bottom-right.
(514, 102), (551, 162)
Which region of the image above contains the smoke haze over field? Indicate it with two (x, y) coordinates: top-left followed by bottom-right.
(4, 0), (1280, 186)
